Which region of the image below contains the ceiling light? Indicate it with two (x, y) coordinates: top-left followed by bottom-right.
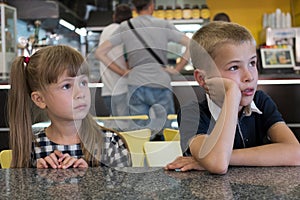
(59, 19), (75, 31)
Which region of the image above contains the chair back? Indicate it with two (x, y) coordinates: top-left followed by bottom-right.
(0, 150), (12, 168)
(119, 129), (151, 167)
(163, 128), (180, 141)
(143, 141), (182, 167)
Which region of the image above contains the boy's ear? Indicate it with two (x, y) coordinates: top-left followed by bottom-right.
(31, 91), (46, 109)
(194, 69), (206, 87)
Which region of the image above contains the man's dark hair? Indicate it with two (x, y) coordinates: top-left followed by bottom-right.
(132, 0), (152, 12)
(114, 4), (132, 24)
(213, 13), (231, 22)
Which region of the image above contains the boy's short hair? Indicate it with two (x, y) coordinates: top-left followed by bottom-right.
(190, 21), (256, 70)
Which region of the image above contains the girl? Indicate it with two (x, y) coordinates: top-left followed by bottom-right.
(8, 45), (131, 168)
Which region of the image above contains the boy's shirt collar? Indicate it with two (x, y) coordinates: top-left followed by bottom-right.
(206, 94), (262, 121)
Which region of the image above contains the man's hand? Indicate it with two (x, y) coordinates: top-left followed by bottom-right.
(164, 66), (180, 75)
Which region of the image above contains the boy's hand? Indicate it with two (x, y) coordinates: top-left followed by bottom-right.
(37, 150), (88, 169)
(164, 156), (205, 172)
(204, 77), (240, 107)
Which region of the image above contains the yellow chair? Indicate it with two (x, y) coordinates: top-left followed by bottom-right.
(0, 150), (12, 169)
(119, 129), (151, 167)
(167, 114), (177, 120)
(163, 128), (180, 141)
(143, 141), (182, 167)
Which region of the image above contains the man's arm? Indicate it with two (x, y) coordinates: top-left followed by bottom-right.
(165, 35), (190, 74)
(175, 35), (190, 72)
(95, 40), (129, 76)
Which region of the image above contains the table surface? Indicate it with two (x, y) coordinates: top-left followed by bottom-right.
(1, 166), (300, 199)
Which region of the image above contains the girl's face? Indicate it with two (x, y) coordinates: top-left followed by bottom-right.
(213, 42), (258, 107)
(43, 70), (91, 122)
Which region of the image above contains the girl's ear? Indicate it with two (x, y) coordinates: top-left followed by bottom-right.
(31, 91), (46, 109)
(194, 69), (206, 87)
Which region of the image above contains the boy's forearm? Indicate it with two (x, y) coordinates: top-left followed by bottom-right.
(192, 90), (240, 174)
(230, 143), (300, 166)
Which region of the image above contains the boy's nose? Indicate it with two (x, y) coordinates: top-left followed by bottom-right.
(243, 69), (254, 82)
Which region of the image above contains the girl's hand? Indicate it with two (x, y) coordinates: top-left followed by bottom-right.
(59, 154), (88, 169)
(56, 150), (88, 169)
(37, 150), (88, 169)
(37, 150), (62, 169)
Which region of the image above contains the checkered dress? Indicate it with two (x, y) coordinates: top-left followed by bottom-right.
(31, 128), (131, 168)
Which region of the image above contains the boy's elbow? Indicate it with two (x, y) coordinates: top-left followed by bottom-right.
(290, 144), (300, 165)
(192, 151), (229, 174)
(189, 135), (230, 174)
(200, 157), (229, 175)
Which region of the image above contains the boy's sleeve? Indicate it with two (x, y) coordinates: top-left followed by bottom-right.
(256, 90), (284, 132)
(178, 100), (211, 155)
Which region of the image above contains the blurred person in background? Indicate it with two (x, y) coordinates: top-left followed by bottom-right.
(96, 0), (190, 139)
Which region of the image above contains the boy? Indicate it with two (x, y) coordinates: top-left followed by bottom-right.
(165, 22), (300, 174)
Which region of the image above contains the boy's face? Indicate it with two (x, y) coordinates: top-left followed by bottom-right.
(212, 42), (258, 107)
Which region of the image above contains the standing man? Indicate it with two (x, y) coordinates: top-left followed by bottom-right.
(96, 0), (190, 137)
(97, 4), (132, 116)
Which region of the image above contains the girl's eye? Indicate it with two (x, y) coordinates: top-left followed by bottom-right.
(62, 84), (71, 90)
(228, 65), (238, 71)
(80, 79), (88, 87)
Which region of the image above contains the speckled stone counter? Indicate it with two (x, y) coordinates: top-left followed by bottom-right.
(1, 166), (300, 199)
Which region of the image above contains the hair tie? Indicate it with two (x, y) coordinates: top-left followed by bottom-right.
(24, 56), (30, 64)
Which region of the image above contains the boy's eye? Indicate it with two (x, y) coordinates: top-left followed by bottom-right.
(249, 61), (256, 67)
(62, 83), (71, 90)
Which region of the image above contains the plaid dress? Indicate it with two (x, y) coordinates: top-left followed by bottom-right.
(31, 128), (131, 168)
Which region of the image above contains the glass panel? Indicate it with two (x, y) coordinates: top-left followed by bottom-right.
(4, 6), (15, 53)
(0, 6), (2, 53)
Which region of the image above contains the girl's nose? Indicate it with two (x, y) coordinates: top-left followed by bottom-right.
(74, 86), (85, 99)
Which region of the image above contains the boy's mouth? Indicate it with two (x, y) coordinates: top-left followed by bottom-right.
(242, 88), (255, 96)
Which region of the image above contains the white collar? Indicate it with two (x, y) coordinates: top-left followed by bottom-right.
(206, 94), (262, 121)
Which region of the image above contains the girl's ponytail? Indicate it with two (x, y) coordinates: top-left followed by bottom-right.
(8, 56), (33, 167)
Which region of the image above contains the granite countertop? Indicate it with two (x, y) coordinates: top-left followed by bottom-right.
(1, 166), (300, 199)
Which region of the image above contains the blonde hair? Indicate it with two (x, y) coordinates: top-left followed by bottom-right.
(190, 21), (256, 70)
(8, 45), (103, 167)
